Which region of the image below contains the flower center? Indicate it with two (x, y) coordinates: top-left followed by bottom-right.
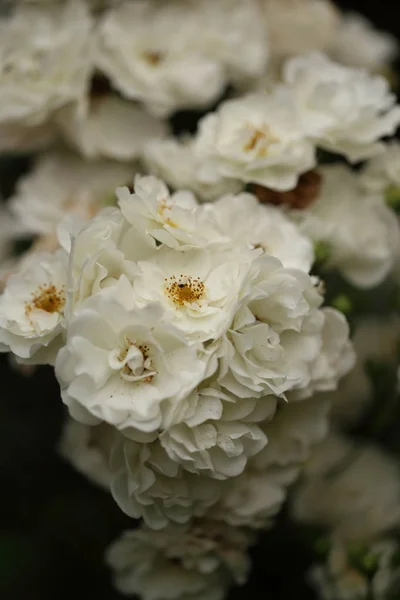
(25, 284), (65, 316)
(110, 339), (156, 383)
(243, 124), (279, 157)
(164, 275), (206, 307)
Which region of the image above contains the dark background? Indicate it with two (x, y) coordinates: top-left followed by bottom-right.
(1, 1), (400, 598)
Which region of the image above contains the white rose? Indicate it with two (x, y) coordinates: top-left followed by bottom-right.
(95, 0), (226, 117)
(0, 0), (93, 126)
(213, 466), (299, 529)
(131, 244), (255, 344)
(302, 307), (356, 398)
(198, 0), (269, 85)
(106, 520), (253, 600)
(117, 175), (226, 251)
(10, 151), (134, 236)
(283, 52), (400, 161)
(295, 165), (400, 288)
(110, 436), (223, 528)
(202, 192), (314, 272)
(216, 255), (352, 399)
(361, 140), (400, 196)
(56, 94), (168, 162)
(56, 277), (211, 433)
(0, 249), (67, 364)
(58, 418), (114, 490)
(193, 89), (316, 191)
(252, 396), (330, 471)
(62, 207), (144, 315)
(143, 137), (242, 202)
(329, 12), (398, 71)
(160, 385), (270, 480)
(262, 0), (340, 60)
(292, 434), (400, 540)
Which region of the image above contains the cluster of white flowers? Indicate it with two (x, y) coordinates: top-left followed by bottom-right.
(1, 1), (400, 600)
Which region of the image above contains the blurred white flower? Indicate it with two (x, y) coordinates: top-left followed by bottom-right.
(0, 0), (93, 126)
(106, 520), (253, 600)
(262, 0), (340, 61)
(110, 435), (223, 528)
(283, 52), (400, 161)
(193, 89), (316, 191)
(56, 93), (168, 162)
(213, 466), (299, 528)
(95, 0), (226, 117)
(197, 0), (269, 86)
(0, 250), (67, 364)
(320, 315), (400, 426)
(330, 12), (398, 71)
(143, 137), (242, 202)
(295, 165), (400, 288)
(292, 434), (400, 540)
(361, 140), (400, 197)
(58, 418), (114, 490)
(10, 151), (134, 236)
(253, 396), (331, 471)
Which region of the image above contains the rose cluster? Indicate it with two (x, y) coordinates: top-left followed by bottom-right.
(1, 1), (400, 600)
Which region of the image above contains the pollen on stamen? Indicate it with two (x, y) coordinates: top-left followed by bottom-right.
(164, 274), (206, 307)
(25, 283), (65, 317)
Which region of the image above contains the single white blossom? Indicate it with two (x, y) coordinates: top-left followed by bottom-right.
(106, 520), (253, 600)
(117, 175), (226, 252)
(202, 192), (314, 272)
(193, 89), (316, 191)
(143, 137), (242, 202)
(60, 207), (142, 315)
(216, 254), (354, 399)
(292, 434), (400, 540)
(58, 418), (114, 490)
(56, 93), (168, 161)
(361, 140), (400, 196)
(159, 385), (272, 479)
(56, 277), (211, 434)
(197, 0), (269, 86)
(252, 396), (330, 471)
(95, 0), (226, 117)
(10, 151), (134, 236)
(330, 12), (398, 71)
(262, 0), (340, 60)
(295, 165), (400, 288)
(0, 0), (93, 126)
(283, 52), (400, 161)
(0, 249), (67, 364)
(131, 244), (254, 344)
(213, 466), (299, 529)
(320, 316), (400, 426)
(110, 435), (223, 528)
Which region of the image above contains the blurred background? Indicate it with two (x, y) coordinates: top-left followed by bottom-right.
(1, 1), (400, 599)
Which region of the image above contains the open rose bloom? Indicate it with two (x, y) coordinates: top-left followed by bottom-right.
(1, 1), (400, 599)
